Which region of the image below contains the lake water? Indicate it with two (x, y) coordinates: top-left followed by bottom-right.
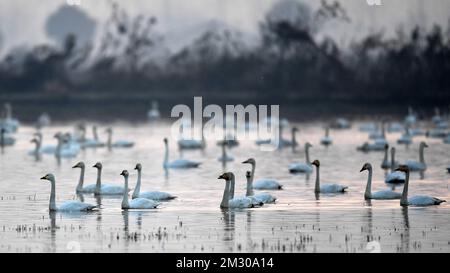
(0, 122), (449, 253)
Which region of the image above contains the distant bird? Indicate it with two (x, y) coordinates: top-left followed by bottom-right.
(311, 160), (348, 193)
(40, 174), (97, 212)
(92, 162), (128, 195)
(243, 158), (283, 190)
(163, 138), (201, 169)
(289, 142), (313, 174)
(106, 128), (134, 149)
(132, 163), (176, 201)
(360, 163), (401, 200)
(395, 166), (446, 207)
(72, 162), (97, 194)
(404, 142), (428, 172)
(385, 147), (405, 184)
(320, 127), (332, 146)
(147, 100), (161, 120)
(120, 170), (160, 209)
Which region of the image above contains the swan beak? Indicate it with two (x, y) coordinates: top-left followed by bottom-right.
(40, 176), (47, 180)
(359, 167), (366, 172)
(242, 160), (249, 164)
(218, 174), (225, 179)
(72, 164), (78, 168)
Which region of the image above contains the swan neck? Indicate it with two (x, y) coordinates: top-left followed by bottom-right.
(49, 178), (57, 211)
(132, 169), (142, 198)
(364, 168), (372, 199)
(93, 128), (99, 141)
(419, 146), (425, 164)
(314, 166), (320, 193)
(107, 131), (112, 149)
(95, 168), (102, 194)
(250, 163), (256, 183)
(163, 142), (169, 167)
(401, 171), (410, 206)
(383, 147), (388, 162)
(220, 180), (230, 208)
(229, 175), (235, 199)
(305, 147), (310, 164)
(76, 166), (85, 192)
(390, 150), (396, 171)
(121, 176), (129, 209)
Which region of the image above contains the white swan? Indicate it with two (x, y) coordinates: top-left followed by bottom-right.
(73, 162), (97, 193)
(147, 100), (160, 120)
(243, 158), (283, 190)
(404, 106), (417, 126)
(218, 172), (253, 209)
(357, 141), (386, 152)
(55, 133), (78, 158)
(387, 122), (404, 133)
(245, 171), (276, 204)
(397, 128), (413, 145)
(163, 138), (201, 169)
(40, 174), (97, 212)
(360, 163), (401, 200)
(330, 118), (350, 129)
(385, 147), (405, 184)
(28, 138), (41, 156)
(278, 127), (299, 148)
(106, 128), (134, 149)
(228, 172), (263, 207)
(0, 128), (15, 146)
(380, 144), (390, 170)
(311, 160), (348, 193)
(217, 141), (234, 162)
(289, 142), (313, 173)
(120, 170), (160, 209)
(395, 165), (446, 206)
(320, 127), (332, 146)
(93, 162), (128, 195)
(404, 142), (428, 171)
(359, 122), (377, 133)
(82, 126), (105, 148)
(0, 103), (20, 133)
(132, 163), (176, 201)
(432, 107), (443, 124)
(426, 128), (447, 138)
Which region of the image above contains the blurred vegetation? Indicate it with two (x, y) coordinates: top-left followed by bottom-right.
(0, 0), (449, 103)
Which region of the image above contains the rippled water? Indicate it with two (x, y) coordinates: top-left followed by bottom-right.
(0, 122), (449, 253)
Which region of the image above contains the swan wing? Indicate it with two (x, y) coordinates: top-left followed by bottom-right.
(100, 184), (127, 195)
(129, 198), (160, 209)
(371, 190), (402, 200)
(405, 160), (426, 171)
(408, 195), (446, 206)
(253, 192), (277, 203)
(385, 171), (405, 183)
(139, 191), (176, 200)
(289, 163), (313, 173)
(253, 179), (282, 190)
(58, 201), (97, 211)
(320, 183), (348, 193)
(229, 197), (253, 208)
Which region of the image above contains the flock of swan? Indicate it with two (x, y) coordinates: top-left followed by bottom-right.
(1, 103), (449, 212)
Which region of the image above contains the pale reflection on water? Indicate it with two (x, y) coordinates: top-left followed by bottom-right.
(0, 122), (449, 252)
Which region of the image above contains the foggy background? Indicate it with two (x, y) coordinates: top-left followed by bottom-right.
(0, 0), (449, 121)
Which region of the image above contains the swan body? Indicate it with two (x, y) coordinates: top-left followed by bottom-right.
(436, 121), (448, 129)
(72, 162), (97, 193)
(163, 138), (201, 169)
(395, 165), (446, 207)
(0, 103), (20, 133)
(409, 128), (425, 136)
(218, 172), (254, 209)
(311, 160), (348, 193)
(330, 118), (350, 129)
(357, 142), (385, 152)
(0, 129), (15, 146)
(404, 142), (428, 171)
(320, 128), (332, 146)
(178, 139), (204, 150)
(359, 123), (377, 133)
(387, 123), (404, 133)
(106, 128), (134, 149)
(93, 162), (128, 195)
(385, 171), (406, 184)
(243, 158), (283, 190)
(120, 170), (160, 209)
(244, 171), (276, 204)
(426, 129), (447, 138)
(360, 163), (402, 200)
(132, 164), (176, 201)
(40, 174), (97, 212)
(397, 134), (412, 145)
(289, 142), (313, 173)
(147, 101), (160, 120)
(404, 107), (417, 125)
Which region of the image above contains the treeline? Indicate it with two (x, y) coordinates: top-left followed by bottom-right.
(0, 1), (449, 103)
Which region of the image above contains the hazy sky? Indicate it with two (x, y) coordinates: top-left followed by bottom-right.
(0, 0), (449, 54)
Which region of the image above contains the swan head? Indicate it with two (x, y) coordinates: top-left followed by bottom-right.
(305, 142), (312, 149)
(245, 171), (251, 179)
(40, 173), (55, 181)
(72, 162), (85, 169)
(395, 165), (410, 173)
(30, 138), (38, 144)
(390, 147), (396, 154)
(93, 162), (102, 169)
(105, 128), (112, 133)
(360, 163), (372, 172)
(120, 170), (129, 177)
(242, 158), (255, 165)
(53, 132), (62, 139)
(384, 144), (389, 150)
(163, 138), (168, 144)
(420, 142), (428, 148)
(134, 163), (142, 171)
(218, 172), (233, 181)
(311, 159), (320, 167)
(292, 127), (299, 132)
